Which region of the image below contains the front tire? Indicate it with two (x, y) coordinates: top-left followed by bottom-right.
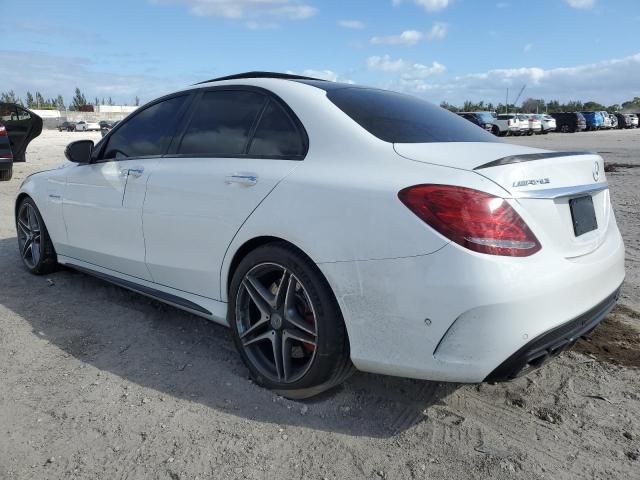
(16, 198), (58, 274)
(228, 242), (354, 399)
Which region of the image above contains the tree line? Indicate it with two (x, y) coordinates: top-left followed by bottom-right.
(3, 88), (640, 114)
(440, 97), (640, 114)
(0, 88), (140, 110)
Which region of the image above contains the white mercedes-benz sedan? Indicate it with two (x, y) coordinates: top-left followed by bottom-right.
(15, 72), (625, 398)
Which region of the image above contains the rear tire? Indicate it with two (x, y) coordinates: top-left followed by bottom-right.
(228, 242), (354, 399)
(13, 152), (25, 163)
(0, 165), (12, 181)
(16, 198), (58, 275)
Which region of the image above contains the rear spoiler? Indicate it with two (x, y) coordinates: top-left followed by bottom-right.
(474, 151), (596, 170)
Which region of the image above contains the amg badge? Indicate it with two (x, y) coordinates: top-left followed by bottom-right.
(512, 178), (551, 188)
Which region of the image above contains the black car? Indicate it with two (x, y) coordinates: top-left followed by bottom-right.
(0, 123), (12, 181)
(614, 112), (633, 129)
(456, 112), (493, 133)
(0, 103), (43, 181)
(98, 120), (114, 129)
(550, 112), (587, 133)
(58, 121), (76, 132)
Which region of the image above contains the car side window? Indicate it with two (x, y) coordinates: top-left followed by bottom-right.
(16, 108), (31, 121)
(248, 100), (304, 157)
(178, 90), (266, 156)
(101, 95), (188, 160)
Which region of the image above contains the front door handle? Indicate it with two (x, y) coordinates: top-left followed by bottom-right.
(225, 173), (258, 186)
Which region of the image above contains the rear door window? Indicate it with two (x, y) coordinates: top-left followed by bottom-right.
(327, 88), (496, 143)
(102, 95), (188, 160)
(178, 90), (266, 156)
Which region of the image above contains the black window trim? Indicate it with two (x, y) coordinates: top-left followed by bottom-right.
(166, 85), (309, 161)
(91, 91), (196, 164)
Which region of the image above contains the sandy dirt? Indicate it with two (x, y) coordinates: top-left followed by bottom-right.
(0, 130), (638, 480)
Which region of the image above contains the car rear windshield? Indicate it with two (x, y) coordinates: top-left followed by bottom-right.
(327, 88), (497, 144)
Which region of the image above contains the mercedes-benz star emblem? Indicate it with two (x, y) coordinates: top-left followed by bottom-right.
(593, 161), (600, 182)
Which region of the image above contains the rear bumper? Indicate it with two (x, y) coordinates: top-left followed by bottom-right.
(318, 214), (625, 383)
(484, 287), (619, 382)
(0, 157), (13, 169)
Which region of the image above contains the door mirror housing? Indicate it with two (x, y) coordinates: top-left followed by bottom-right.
(65, 140), (94, 163)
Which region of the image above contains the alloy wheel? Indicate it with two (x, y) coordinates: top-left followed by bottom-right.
(235, 262), (318, 384)
(17, 203), (43, 269)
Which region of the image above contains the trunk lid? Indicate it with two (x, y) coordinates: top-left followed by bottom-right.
(394, 142), (610, 258)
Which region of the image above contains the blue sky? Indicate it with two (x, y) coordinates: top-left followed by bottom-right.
(2, 0), (639, 106)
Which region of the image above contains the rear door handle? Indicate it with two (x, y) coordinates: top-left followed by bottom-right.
(128, 167), (144, 178)
(119, 166), (145, 178)
(225, 173), (258, 186)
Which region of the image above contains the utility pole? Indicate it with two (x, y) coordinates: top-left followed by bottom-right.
(505, 88), (509, 114)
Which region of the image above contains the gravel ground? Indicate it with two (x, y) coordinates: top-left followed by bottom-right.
(0, 129), (638, 480)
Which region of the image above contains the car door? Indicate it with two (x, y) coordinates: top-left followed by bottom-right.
(0, 103), (43, 162)
(143, 87), (305, 299)
(60, 93), (192, 280)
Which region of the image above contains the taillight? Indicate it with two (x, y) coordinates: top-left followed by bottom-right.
(0, 125), (7, 137)
(398, 184), (541, 257)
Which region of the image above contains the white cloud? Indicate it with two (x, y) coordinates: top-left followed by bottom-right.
(565, 0), (595, 8)
(338, 19), (365, 29)
(287, 69), (354, 83)
(370, 23), (447, 45)
(0, 50), (185, 105)
(368, 55), (446, 79)
(152, 0), (317, 23)
(371, 30), (424, 46)
(389, 52), (640, 105)
(367, 55), (408, 71)
(427, 22), (448, 39)
(392, 0), (450, 12)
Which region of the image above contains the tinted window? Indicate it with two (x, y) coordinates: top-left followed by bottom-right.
(248, 100), (304, 157)
(178, 90), (265, 156)
(327, 88), (496, 143)
(103, 95), (187, 159)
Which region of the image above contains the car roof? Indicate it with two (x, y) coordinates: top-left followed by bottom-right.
(193, 71), (362, 93)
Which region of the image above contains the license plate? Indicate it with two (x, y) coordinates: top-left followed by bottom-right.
(570, 196), (598, 237)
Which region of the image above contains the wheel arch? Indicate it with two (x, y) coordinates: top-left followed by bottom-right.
(15, 192), (31, 219)
(223, 235), (321, 301)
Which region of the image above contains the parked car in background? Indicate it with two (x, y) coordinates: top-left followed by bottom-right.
(99, 120), (115, 129)
(0, 124), (12, 181)
(615, 113), (634, 129)
(534, 114), (556, 134)
(0, 102), (43, 180)
(494, 113), (521, 136)
(550, 112), (587, 133)
(518, 114), (542, 135)
(75, 121), (101, 132)
(628, 114), (639, 128)
(580, 111), (603, 131)
(472, 111), (500, 136)
(14, 72), (624, 398)
(456, 112), (493, 133)
(609, 114), (618, 129)
(58, 121), (76, 132)
(598, 111), (612, 129)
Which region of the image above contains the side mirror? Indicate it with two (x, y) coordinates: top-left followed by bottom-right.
(65, 140), (94, 163)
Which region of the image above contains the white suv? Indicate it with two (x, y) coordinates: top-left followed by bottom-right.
(493, 114), (521, 136)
